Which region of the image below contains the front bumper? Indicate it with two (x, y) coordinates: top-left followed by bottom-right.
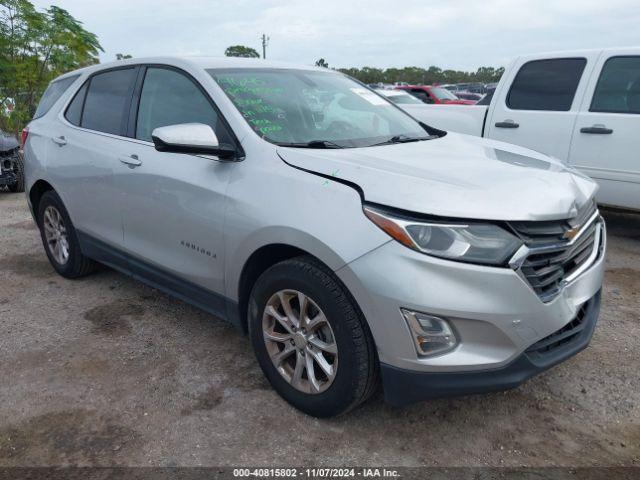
(380, 291), (600, 406)
(0, 151), (19, 186)
(335, 218), (605, 405)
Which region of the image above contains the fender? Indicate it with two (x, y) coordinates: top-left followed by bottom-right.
(224, 225), (349, 302)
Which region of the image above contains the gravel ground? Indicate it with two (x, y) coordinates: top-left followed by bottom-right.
(0, 191), (638, 467)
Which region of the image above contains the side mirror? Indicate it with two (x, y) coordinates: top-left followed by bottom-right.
(151, 123), (236, 159)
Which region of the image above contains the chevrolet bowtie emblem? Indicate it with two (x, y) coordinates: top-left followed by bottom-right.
(563, 226), (580, 240)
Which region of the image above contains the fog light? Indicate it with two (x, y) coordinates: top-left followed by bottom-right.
(401, 309), (458, 357)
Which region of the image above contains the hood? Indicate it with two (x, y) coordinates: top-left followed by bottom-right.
(277, 132), (598, 221)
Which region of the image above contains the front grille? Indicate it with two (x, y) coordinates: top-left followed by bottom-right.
(509, 202), (602, 302)
(525, 300), (591, 360)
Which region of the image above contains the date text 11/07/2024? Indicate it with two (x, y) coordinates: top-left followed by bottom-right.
(232, 468), (400, 478)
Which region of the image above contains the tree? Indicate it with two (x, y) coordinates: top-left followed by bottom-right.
(0, 0), (102, 135)
(337, 64), (504, 86)
(224, 45), (259, 58)
(315, 58), (329, 68)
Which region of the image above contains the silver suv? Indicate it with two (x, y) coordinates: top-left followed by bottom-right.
(23, 57), (605, 417)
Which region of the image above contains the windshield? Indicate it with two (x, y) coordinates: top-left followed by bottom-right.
(208, 68), (431, 148)
(430, 87), (459, 101)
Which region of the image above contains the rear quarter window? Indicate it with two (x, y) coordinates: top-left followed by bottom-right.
(507, 58), (587, 111)
(65, 82), (88, 126)
(33, 75), (80, 119)
(81, 68), (137, 135)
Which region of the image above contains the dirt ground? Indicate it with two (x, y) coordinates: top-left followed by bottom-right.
(0, 191), (638, 467)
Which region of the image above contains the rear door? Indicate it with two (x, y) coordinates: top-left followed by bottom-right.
(568, 50), (640, 210)
(114, 65), (237, 307)
(49, 66), (138, 257)
(25, 75), (79, 200)
(486, 54), (598, 161)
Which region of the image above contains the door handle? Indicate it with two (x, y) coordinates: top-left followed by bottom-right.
(119, 154), (142, 168)
(52, 136), (67, 146)
(580, 125), (613, 134)
(495, 120), (519, 129)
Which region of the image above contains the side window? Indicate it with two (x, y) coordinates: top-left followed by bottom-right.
(81, 68), (137, 135)
(65, 82), (88, 126)
(33, 75), (79, 119)
(507, 58), (586, 111)
(410, 89), (433, 104)
(136, 67), (231, 144)
(591, 56), (640, 114)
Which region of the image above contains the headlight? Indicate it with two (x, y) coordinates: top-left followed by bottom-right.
(363, 205), (522, 265)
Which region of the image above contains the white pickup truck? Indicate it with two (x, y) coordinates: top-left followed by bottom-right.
(402, 48), (640, 211)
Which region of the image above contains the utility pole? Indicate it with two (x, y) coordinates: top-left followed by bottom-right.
(261, 34), (270, 59)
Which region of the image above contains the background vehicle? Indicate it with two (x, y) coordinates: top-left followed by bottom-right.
(395, 85), (476, 105)
(0, 131), (24, 192)
(401, 48), (640, 211)
(375, 88), (425, 105)
(443, 83), (492, 95)
(452, 91), (482, 103)
(477, 85), (497, 106)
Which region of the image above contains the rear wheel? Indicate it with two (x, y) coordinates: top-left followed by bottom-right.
(248, 256), (378, 417)
(7, 151), (24, 193)
(37, 190), (96, 278)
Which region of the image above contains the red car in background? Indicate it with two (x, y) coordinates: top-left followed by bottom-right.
(395, 85), (476, 105)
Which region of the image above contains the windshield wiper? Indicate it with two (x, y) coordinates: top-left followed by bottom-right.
(370, 134), (433, 147)
(277, 140), (344, 149)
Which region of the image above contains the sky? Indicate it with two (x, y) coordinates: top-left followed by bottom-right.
(31, 0), (640, 71)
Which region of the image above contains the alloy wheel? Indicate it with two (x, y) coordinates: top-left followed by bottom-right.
(262, 289), (338, 394)
(43, 205), (70, 265)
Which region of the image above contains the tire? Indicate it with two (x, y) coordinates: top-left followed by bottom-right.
(37, 190), (96, 278)
(248, 256), (379, 417)
(7, 151), (24, 193)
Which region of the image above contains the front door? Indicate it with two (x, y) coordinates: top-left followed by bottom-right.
(568, 50), (640, 210)
(115, 66), (238, 309)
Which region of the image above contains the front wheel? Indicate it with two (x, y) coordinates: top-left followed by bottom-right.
(248, 256), (378, 417)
